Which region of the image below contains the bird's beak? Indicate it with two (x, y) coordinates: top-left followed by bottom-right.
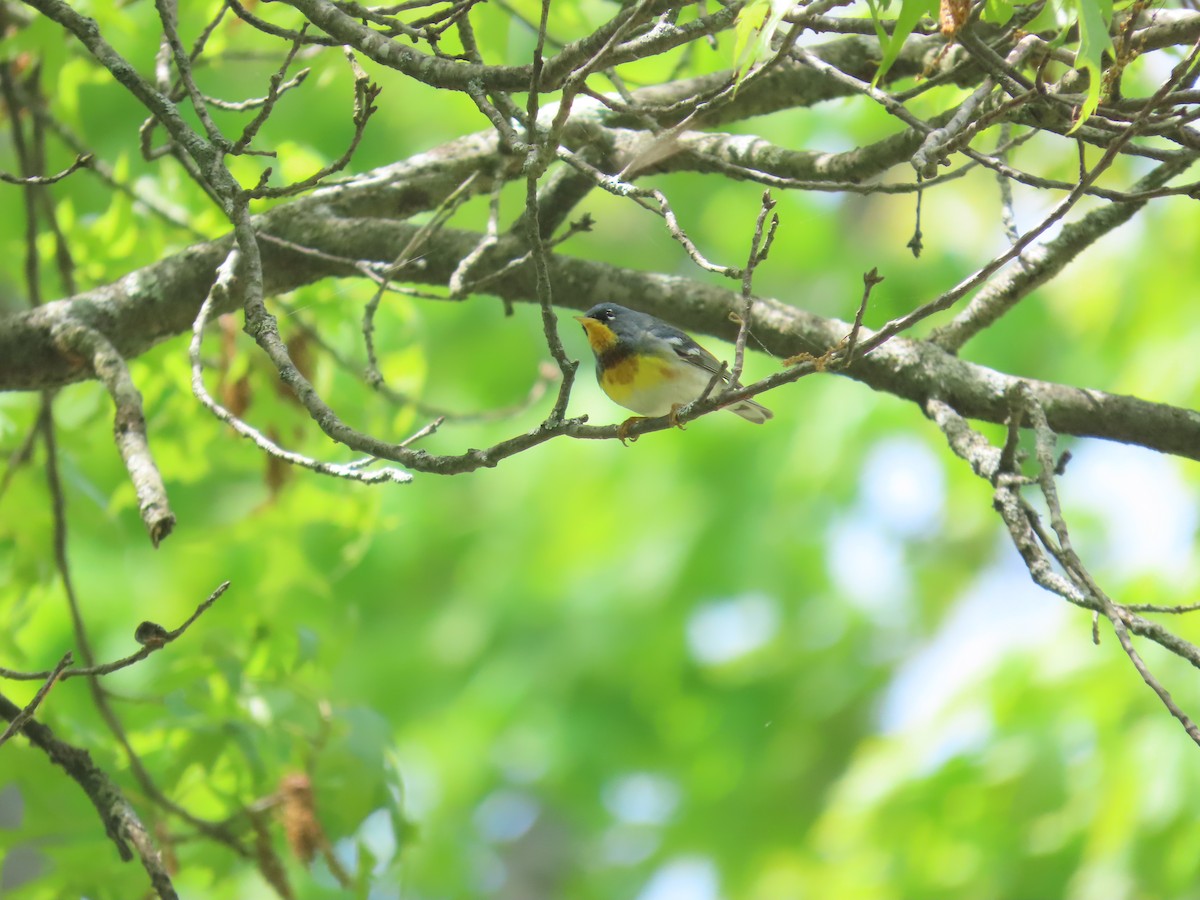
(573, 315), (594, 325)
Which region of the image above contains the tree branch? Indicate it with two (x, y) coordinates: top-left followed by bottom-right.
(0, 652), (71, 747)
(3, 212), (1199, 461)
(0, 582), (231, 682)
(47, 319), (175, 545)
(0, 691), (179, 898)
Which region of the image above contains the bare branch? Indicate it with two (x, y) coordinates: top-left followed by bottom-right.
(48, 320), (175, 546)
(0, 689), (181, 899)
(727, 190), (779, 388)
(0, 582), (231, 683)
(246, 49), (382, 200)
(841, 268), (884, 368)
(231, 27), (311, 155)
(525, 0), (579, 425)
(929, 157), (1193, 351)
(0, 653), (72, 747)
(0, 153), (92, 185)
(928, 389), (1200, 751)
(190, 248), (414, 484)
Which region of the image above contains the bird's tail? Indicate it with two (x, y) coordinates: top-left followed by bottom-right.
(726, 398), (772, 424)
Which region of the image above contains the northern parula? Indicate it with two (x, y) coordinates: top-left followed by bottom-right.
(574, 303), (773, 435)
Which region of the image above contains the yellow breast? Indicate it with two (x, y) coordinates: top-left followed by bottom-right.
(579, 318), (619, 353)
(599, 354), (679, 406)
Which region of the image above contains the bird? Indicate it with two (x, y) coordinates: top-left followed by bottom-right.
(574, 303), (772, 442)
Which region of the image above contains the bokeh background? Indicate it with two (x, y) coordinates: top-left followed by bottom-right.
(3, 2), (1200, 898)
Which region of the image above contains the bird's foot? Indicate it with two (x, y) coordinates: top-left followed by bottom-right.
(668, 404), (688, 431)
(618, 416), (646, 445)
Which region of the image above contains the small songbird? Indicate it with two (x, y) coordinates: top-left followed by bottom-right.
(574, 303), (772, 440)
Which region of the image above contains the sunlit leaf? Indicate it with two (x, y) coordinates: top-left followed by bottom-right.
(870, 0), (939, 86)
(733, 0), (792, 86)
(1069, 0), (1115, 130)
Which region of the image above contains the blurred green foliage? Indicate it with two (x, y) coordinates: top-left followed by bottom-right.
(3, 1), (1200, 898)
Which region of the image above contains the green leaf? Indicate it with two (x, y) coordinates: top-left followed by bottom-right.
(295, 626), (322, 669)
(871, 0), (939, 87)
(732, 0), (791, 86)
(981, 0), (1015, 26)
(1069, 0), (1114, 130)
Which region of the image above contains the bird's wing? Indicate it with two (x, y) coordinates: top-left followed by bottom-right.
(663, 332), (729, 381)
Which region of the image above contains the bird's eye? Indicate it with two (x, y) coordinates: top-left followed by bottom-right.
(600, 308), (615, 321)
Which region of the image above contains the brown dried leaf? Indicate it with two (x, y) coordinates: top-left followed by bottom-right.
(279, 772), (322, 865)
(940, 0), (970, 38)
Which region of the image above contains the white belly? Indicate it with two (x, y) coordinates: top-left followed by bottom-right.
(619, 362), (715, 417)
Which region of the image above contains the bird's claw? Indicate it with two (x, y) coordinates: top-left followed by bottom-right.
(618, 416), (645, 445)
(668, 404), (688, 431)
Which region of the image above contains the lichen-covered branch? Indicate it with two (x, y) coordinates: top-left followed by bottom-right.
(47, 319), (175, 545)
(0, 691), (180, 899)
(3, 212), (1199, 462)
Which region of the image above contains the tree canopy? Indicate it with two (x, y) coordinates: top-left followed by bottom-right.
(3, 0), (1200, 898)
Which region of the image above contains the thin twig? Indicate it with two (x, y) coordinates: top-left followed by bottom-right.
(0, 686), (182, 898)
(0, 153), (92, 185)
(557, 147), (743, 278)
(841, 268), (884, 367)
(525, 0), (578, 425)
(362, 170), (481, 385)
(231, 27), (311, 155)
(245, 48), (381, 199)
(0, 583), (231, 683)
(929, 388), (1200, 751)
(0, 652), (72, 747)
(727, 190), (778, 389)
(38, 391), (195, 894)
(1126, 601), (1200, 614)
(191, 248), (414, 484)
(154, 0), (229, 150)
